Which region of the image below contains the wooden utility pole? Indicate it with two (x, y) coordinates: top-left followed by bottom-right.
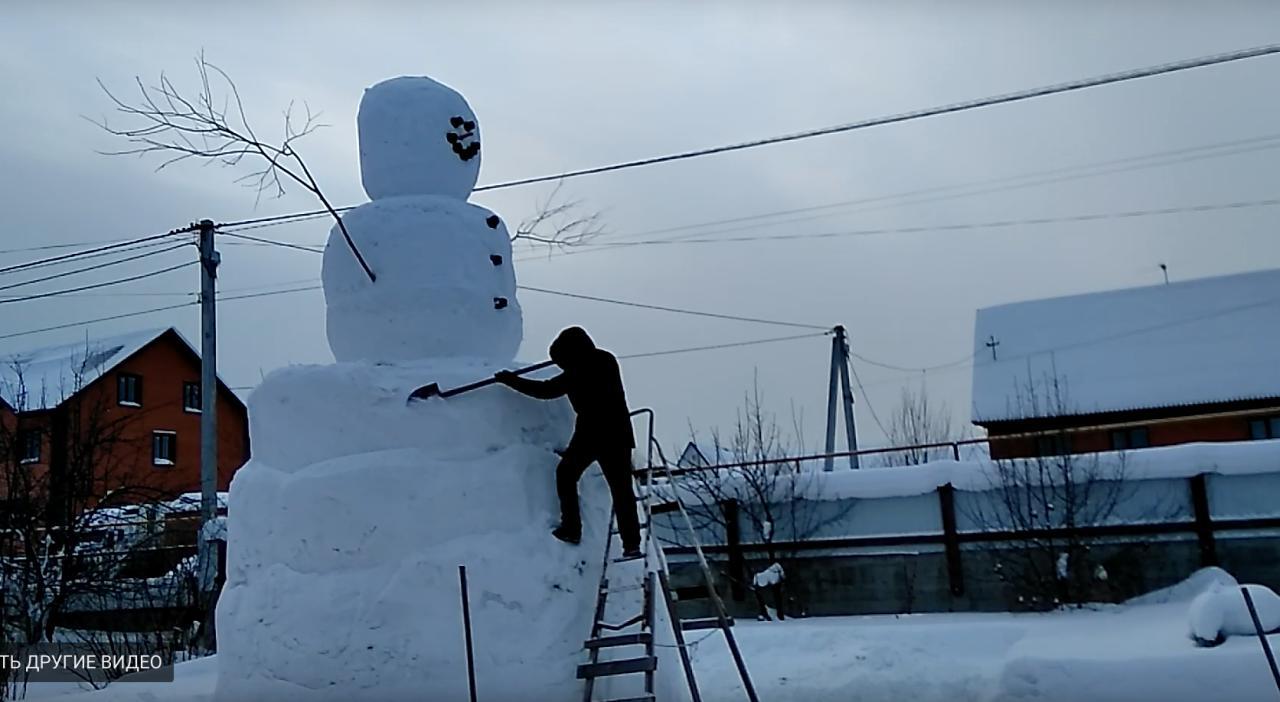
(823, 326), (859, 470)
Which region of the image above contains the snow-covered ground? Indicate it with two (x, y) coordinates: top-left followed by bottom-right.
(27, 594), (1280, 701)
(691, 603), (1280, 702)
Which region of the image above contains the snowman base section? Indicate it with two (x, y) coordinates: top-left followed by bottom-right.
(215, 361), (612, 702)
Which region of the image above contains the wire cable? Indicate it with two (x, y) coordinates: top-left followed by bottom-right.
(846, 356), (889, 437)
(518, 285), (828, 330)
(619, 332), (831, 360)
(0, 243), (192, 294)
(215, 43), (1280, 231)
(534, 196), (1280, 255)
(0, 261), (196, 306)
(218, 231), (324, 254)
(0, 226), (196, 277)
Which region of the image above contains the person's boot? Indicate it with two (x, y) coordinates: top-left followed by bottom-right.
(552, 525), (581, 545)
(619, 546), (642, 560)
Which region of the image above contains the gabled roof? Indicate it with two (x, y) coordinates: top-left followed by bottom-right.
(0, 327), (238, 412)
(971, 268), (1280, 425)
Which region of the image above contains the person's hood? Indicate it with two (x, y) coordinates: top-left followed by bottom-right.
(549, 326), (596, 369)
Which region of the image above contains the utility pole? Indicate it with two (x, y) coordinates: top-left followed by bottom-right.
(197, 220), (220, 602)
(823, 326), (860, 470)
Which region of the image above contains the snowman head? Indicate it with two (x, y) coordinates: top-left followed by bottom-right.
(357, 76), (481, 201)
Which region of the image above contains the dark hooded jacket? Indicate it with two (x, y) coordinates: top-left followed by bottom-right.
(503, 327), (635, 450)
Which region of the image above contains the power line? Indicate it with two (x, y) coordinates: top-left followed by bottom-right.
(549, 196), (1280, 251)
(0, 227), (195, 277)
(471, 43), (1280, 192)
(218, 231), (324, 254)
(215, 43), (1280, 232)
(0, 243), (191, 294)
(216, 131), (1280, 249)
(618, 331), (831, 360)
(0, 237), (147, 256)
(0, 285), (325, 342)
(846, 356), (889, 437)
(596, 133), (1280, 247)
(0, 261), (197, 306)
(848, 348), (975, 374)
(518, 285), (828, 330)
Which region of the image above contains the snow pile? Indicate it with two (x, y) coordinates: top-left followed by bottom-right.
(1127, 566), (1238, 606)
(753, 562), (784, 589)
(1188, 582), (1280, 646)
(216, 361), (615, 701)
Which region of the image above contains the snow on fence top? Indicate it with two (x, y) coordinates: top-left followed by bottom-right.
(652, 438), (1280, 503)
(971, 267), (1280, 424)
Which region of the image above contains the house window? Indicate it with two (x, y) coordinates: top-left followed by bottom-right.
(19, 430), (40, 464)
(183, 382), (201, 413)
(1250, 416), (1280, 441)
(118, 373), (142, 406)
(1110, 427), (1150, 451)
(1034, 434), (1072, 457)
(152, 431), (177, 467)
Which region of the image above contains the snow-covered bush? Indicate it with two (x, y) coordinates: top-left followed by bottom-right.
(1188, 583), (1280, 647)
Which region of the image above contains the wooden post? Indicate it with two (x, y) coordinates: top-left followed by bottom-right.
(458, 565), (478, 702)
(938, 484), (965, 597)
(725, 499), (745, 601)
(1189, 474), (1218, 567)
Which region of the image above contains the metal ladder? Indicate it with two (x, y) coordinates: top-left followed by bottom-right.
(576, 409), (756, 702)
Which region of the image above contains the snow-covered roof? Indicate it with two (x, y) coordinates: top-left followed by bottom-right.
(677, 442), (739, 468)
(0, 327), (221, 411)
(971, 268), (1280, 424)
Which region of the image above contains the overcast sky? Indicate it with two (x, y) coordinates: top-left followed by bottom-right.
(2, 1), (1278, 454)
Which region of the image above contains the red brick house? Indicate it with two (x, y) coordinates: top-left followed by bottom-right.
(0, 327), (249, 507)
(971, 268), (1280, 459)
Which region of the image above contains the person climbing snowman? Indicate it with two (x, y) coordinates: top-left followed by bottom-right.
(495, 326), (642, 560)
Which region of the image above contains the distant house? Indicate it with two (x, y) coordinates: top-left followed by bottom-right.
(0, 327), (250, 506)
(676, 442), (737, 469)
(971, 268), (1280, 459)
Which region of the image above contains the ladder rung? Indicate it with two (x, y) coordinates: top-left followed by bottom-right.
(603, 582), (646, 594)
(596, 613), (645, 631)
(577, 656), (657, 679)
(603, 696), (655, 702)
(681, 616), (733, 631)
(584, 632), (653, 649)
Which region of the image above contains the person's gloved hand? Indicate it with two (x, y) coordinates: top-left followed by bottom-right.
(494, 370), (518, 386)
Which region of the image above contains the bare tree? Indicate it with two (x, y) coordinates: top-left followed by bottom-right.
(965, 372), (1140, 610)
(0, 347), (175, 649)
(884, 384), (955, 466)
(512, 180), (606, 249)
(91, 53), (375, 281)
(657, 380), (852, 619)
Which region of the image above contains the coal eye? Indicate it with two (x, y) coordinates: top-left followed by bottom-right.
(463, 120), (475, 131)
(450, 116), (465, 128)
(485, 215), (500, 229)
(490, 255), (503, 266)
(494, 297), (509, 310)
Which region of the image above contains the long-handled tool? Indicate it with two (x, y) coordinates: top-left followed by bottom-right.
(406, 360), (555, 404)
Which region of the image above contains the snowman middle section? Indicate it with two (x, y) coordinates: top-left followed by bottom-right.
(322, 195), (521, 364)
(215, 360), (614, 701)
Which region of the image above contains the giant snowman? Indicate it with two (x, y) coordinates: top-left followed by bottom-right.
(214, 77), (675, 702)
